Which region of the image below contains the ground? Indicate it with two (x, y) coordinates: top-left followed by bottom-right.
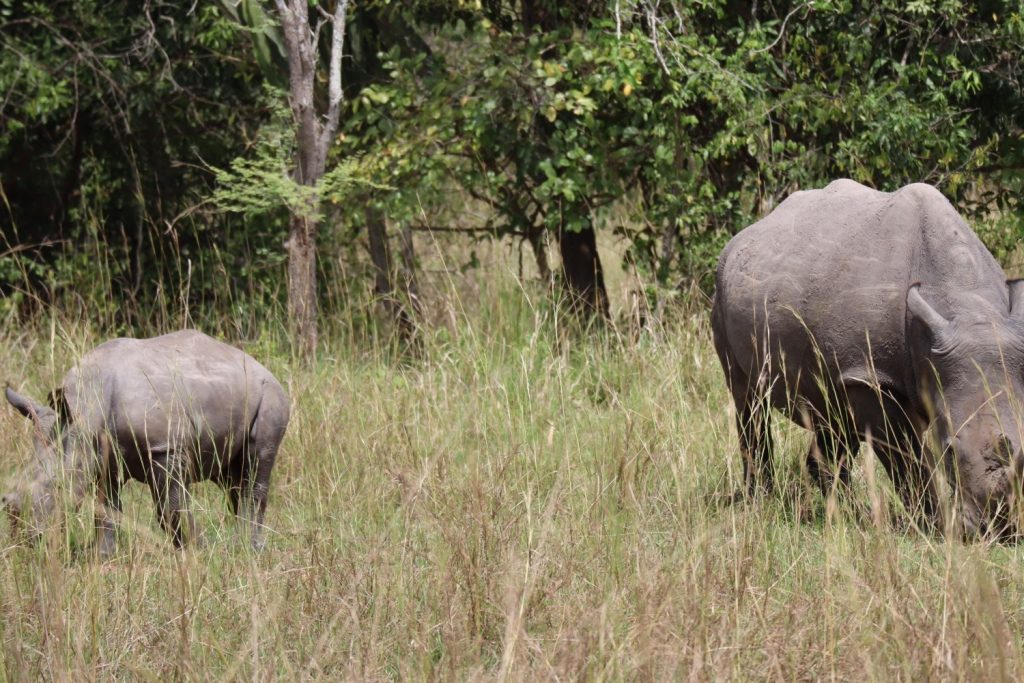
(1, 235), (1024, 680)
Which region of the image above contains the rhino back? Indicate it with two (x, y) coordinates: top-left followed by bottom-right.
(63, 330), (280, 457)
(715, 180), (1007, 400)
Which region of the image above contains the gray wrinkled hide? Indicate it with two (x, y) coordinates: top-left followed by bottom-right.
(4, 330), (289, 556)
(712, 179), (1024, 535)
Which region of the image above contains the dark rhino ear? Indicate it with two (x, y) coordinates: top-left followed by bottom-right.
(1008, 279), (1024, 318)
(906, 284), (950, 339)
(47, 387), (69, 424)
(5, 386), (56, 427)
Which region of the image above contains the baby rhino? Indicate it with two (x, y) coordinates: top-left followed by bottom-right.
(4, 330), (289, 557)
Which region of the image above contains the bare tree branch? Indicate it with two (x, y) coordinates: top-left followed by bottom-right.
(319, 0), (350, 162)
(412, 225), (518, 235)
(646, 2), (671, 76)
(750, 1), (813, 55)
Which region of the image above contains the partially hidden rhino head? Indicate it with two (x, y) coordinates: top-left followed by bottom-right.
(907, 283), (1024, 537)
(3, 387), (63, 541)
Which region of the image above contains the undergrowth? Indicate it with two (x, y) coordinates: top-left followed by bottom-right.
(1, 276), (1023, 681)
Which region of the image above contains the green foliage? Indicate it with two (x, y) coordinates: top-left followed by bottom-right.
(344, 0), (1024, 294)
(0, 0), (281, 323)
(4, 0), (1024, 324)
(213, 0), (289, 87)
(210, 87), (386, 221)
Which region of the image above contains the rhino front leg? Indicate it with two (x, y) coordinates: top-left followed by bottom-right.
(93, 462), (122, 560)
(861, 403), (940, 531)
(805, 423), (855, 497)
(874, 431), (940, 531)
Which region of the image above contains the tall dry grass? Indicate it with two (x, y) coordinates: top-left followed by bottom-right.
(1, 239), (1024, 681)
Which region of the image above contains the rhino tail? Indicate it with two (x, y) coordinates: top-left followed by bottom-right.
(1008, 279), (1024, 317)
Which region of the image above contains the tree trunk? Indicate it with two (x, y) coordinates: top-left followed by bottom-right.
(397, 222), (421, 323)
(558, 223), (609, 320)
(397, 222), (422, 354)
(366, 206), (418, 347)
(526, 226), (552, 286)
(275, 0), (349, 359)
(287, 214), (318, 357)
(366, 206), (394, 309)
(651, 220), (678, 328)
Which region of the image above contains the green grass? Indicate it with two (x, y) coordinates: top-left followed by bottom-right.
(2, 281), (1024, 681)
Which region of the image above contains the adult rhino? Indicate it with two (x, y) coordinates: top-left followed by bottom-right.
(4, 330), (289, 557)
(712, 179), (1024, 535)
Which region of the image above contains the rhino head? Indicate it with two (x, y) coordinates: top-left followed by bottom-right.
(3, 387), (65, 541)
(907, 283), (1024, 537)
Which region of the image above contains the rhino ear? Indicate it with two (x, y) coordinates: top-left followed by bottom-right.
(907, 284), (950, 339)
(1008, 279), (1024, 318)
(47, 387), (69, 424)
(5, 386), (56, 427)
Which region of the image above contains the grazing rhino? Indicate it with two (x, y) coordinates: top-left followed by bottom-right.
(3, 330), (289, 556)
(712, 179), (1024, 535)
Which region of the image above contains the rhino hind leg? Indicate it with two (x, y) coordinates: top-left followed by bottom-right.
(148, 453), (197, 548)
(721, 360), (775, 496)
(739, 399), (774, 495)
(712, 301), (774, 497)
(234, 394), (287, 552)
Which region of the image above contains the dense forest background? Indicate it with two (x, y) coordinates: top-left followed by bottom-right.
(2, 0), (1023, 349)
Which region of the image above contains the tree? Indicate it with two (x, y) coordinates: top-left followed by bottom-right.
(272, 0), (349, 357)
(348, 2), (622, 320)
(0, 1), (272, 322)
(7, 0), (1023, 334)
(346, 0), (1024, 322)
(214, 1), (429, 346)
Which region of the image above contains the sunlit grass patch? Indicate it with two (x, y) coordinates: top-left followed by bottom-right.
(1, 286), (1024, 679)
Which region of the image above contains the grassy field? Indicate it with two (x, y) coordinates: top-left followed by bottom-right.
(3, 262), (1024, 681)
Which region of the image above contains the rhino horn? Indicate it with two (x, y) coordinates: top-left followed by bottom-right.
(907, 284), (950, 336)
(1008, 279), (1024, 318)
(5, 386), (55, 426)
